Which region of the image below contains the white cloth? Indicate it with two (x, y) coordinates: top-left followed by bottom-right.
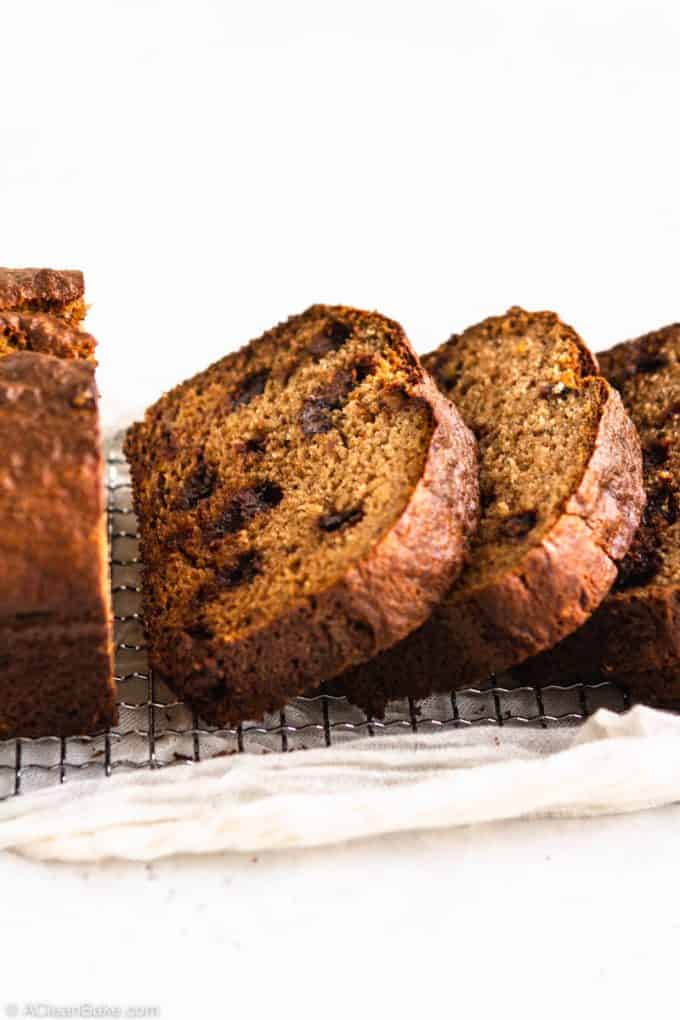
(0, 705), (678, 862)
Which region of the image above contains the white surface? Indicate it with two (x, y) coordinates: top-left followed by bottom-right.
(2, 0), (680, 1012)
(2, 809), (680, 1018)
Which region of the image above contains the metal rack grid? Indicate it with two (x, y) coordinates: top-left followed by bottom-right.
(0, 437), (637, 799)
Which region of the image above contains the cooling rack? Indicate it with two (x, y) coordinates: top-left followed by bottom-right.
(0, 435), (635, 798)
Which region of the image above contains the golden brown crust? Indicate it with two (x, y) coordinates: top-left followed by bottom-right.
(127, 306), (479, 725)
(331, 312), (644, 717)
(433, 384), (642, 673)
(0, 268), (85, 320)
(515, 325), (680, 687)
(0, 352), (115, 737)
(331, 372), (478, 649)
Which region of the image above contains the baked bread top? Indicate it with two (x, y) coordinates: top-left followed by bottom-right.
(515, 323), (680, 683)
(0, 268), (85, 324)
(332, 308), (644, 715)
(125, 304), (478, 724)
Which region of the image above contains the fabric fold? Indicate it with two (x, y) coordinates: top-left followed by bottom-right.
(0, 705), (678, 862)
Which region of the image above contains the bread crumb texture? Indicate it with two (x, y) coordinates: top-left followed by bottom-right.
(425, 307), (602, 588)
(126, 304), (477, 722)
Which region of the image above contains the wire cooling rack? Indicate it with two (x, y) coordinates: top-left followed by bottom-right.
(0, 434), (635, 799)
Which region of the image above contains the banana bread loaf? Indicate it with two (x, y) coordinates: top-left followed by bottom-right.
(125, 304), (478, 725)
(331, 308), (644, 716)
(514, 324), (680, 702)
(0, 352), (115, 737)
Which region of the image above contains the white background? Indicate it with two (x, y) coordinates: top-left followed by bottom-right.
(2, 0), (680, 1016)
(4, 0), (680, 427)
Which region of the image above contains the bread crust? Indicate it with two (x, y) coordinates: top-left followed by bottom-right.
(127, 307), (478, 725)
(331, 313), (645, 717)
(0, 352), (115, 737)
(516, 325), (680, 688)
(430, 383), (642, 676)
(0, 268), (84, 316)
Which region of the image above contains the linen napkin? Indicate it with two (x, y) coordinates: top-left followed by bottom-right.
(0, 704), (678, 862)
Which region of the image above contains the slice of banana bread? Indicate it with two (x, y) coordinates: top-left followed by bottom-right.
(125, 304), (478, 725)
(0, 268), (86, 324)
(331, 308), (644, 716)
(0, 311), (96, 362)
(0, 352), (116, 737)
(514, 324), (680, 701)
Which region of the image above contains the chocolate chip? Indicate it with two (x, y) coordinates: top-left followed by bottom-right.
(218, 550), (262, 588)
(308, 319), (353, 359)
(176, 458), (216, 509)
(318, 506), (364, 532)
(643, 440), (670, 468)
(327, 319), (352, 344)
(299, 367), (363, 436)
(300, 396), (335, 436)
(499, 510), (538, 539)
(323, 367), (357, 403)
(232, 369), (269, 407)
(255, 480), (284, 508)
(244, 435), (267, 454)
(353, 356), (375, 384)
(636, 353), (668, 375)
(210, 481), (283, 536)
(615, 542), (663, 591)
(210, 504), (245, 536)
